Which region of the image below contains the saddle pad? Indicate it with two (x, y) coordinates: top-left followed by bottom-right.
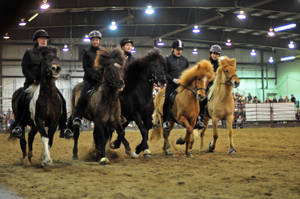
(27, 85), (40, 124)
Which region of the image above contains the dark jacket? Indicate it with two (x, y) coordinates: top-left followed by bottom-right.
(165, 53), (189, 83)
(22, 45), (41, 87)
(209, 57), (219, 72)
(82, 46), (102, 83)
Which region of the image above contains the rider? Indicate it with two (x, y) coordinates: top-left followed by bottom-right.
(162, 40), (189, 130)
(195, 44), (222, 129)
(12, 29), (73, 138)
(71, 30), (103, 127)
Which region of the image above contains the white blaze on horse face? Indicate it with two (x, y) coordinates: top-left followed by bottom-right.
(203, 76), (208, 86)
(41, 137), (51, 165)
(114, 62), (122, 68)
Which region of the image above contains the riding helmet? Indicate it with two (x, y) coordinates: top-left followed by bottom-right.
(171, 40), (184, 49)
(120, 38), (134, 47)
(88, 30), (102, 39)
(210, 44), (222, 54)
(32, 29), (50, 41)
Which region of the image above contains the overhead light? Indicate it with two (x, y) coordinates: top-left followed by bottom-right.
(3, 33), (10, 40)
(83, 34), (90, 43)
(250, 49), (256, 56)
(225, 38), (232, 46)
(18, 18), (26, 26)
(192, 25), (200, 34)
(268, 57), (274, 63)
(109, 21), (118, 31)
(288, 41), (295, 49)
(156, 38), (165, 46)
(62, 45), (69, 52)
(145, 5), (155, 15)
(237, 10), (246, 20)
(40, 0), (50, 10)
(267, 28), (275, 37)
(274, 23), (296, 32)
(130, 47), (136, 54)
(28, 13), (39, 22)
(280, 56), (295, 62)
(192, 48), (198, 55)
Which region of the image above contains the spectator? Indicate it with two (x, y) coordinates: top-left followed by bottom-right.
(284, 96), (290, 102)
(291, 94), (296, 104)
(272, 96), (277, 103)
(265, 97), (271, 103)
(252, 96), (259, 103)
(278, 96), (284, 102)
(247, 93), (252, 103)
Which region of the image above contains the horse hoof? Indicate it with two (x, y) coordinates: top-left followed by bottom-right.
(228, 147), (237, 154)
(131, 152), (139, 159)
(208, 143), (215, 153)
(110, 142), (120, 149)
(164, 150), (173, 156)
(176, 137), (185, 145)
(41, 158), (53, 167)
(185, 152), (193, 158)
(99, 157), (110, 165)
(72, 156), (79, 160)
(125, 150), (132, 157)
(143, 149), (152, 157)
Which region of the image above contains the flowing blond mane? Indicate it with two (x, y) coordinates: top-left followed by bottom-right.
(177, 60), (214, 92)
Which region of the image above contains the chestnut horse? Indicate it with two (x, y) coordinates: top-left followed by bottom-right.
(151, 60), (214, 156)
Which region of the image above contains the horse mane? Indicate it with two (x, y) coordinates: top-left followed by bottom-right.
(123, 48), (162, 91)
(208, 56), (236, 99)
(177, 59), (214, 92)
(94, 48), (125, 70)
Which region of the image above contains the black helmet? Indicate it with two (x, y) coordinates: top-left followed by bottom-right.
(210, 44), (222, 54)
(88, 30), (102, 39)
(33, 29), (50, 41)
(171, 40), (184, 49)
(120, 38), (134, 47)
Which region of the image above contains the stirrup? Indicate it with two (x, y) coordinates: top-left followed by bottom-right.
(195, 116), (205, 129)
(11, 126), (23, 138)
(162, 121), (170, 130)
(60, 128), (73, 139)
(72, 117), (82, 128)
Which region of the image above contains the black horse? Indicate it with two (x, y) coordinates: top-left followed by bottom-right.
(71, 48), (126, 164)
(110, 48), (167, 157)
(10, 46), (64, 166)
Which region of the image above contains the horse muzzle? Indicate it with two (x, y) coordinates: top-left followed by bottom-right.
(233, 81), (240, 88)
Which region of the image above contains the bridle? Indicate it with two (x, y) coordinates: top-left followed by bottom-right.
(220, 69), (238, 87)
(179, 77), (206, 100)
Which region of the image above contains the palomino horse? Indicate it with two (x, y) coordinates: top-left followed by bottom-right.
(109, 48), (167, 158)
(200, 56), (240, 153)
(71, 48), (126, 164)
(11, 46), (64, 166)
(151, 60), (214, 156)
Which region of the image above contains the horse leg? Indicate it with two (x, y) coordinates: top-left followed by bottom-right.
(115, 124), (132, 157)
(209, 118), (219, 152)
(200, 116), (209, 150)
(94, 123), (109, 165)
(226, 115), (236, 154)
(20, 131), (27, 165)
(72, 126), (80, 160)
(163, 123), (174, 156)
(133, 114), (150, 157)
(28, 126), (38, 163)
(179, 116), (194, 157)
(110, 120), (130, 150)
(36, 118), (52, 167)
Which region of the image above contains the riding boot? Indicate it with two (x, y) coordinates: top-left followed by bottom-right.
(57, 89), (73, 139)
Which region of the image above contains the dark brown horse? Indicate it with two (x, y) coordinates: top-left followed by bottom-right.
(11, 46), (63, 166)
(71, 48), (126, 164)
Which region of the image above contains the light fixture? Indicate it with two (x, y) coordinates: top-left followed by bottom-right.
(3, 33), (10, 40)
(267, 28), (275, 37)
(40, 0), (50, 10)
(237, 10), (246, 20)
(280, 56), (295, 62)
(18, 18), (26, 26)
(28, 13), (39, 22)
(130, 47), (136, 54)
(83, 34), (90, 43)
(225, 38), (232, 46)
(250, 49), (256, 56)
(145, 5), (155, 15)
(192, 25), (200, 33)
(268, 57), (274, 63)
(109, 21), (118, 31)
(156, 38), (165, 46)
(62, 45), (69, 52)
(274, 23), (296, 32)
(192, 48), (198, 55)
(288, 41), (295, 49)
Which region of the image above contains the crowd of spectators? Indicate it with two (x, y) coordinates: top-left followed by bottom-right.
(0, 109), (14, 133)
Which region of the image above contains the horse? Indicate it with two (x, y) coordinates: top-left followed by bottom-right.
(109, 48), (167, 158)
(150, 60), (215, 156)
(10, 46), (64, 166)
(199, 56), (240, 153)
(71, 48), (126, 164)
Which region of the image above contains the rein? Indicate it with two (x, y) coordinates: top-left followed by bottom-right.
(179, 78), (206, 100)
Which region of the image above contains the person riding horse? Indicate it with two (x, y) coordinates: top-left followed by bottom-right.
(70, 30), (104, 127)
(120, 38), (135, 68)
(162, 40), (189, 130)
(195, 44), (222, 129)
(11, 29), (72, 138)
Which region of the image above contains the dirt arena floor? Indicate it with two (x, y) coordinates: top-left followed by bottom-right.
(0, 127), (300, 199)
